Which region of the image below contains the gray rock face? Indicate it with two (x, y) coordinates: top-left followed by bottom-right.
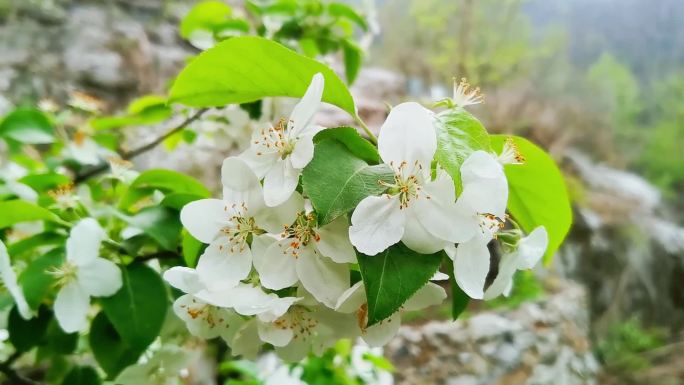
(385, 281), (599, 385)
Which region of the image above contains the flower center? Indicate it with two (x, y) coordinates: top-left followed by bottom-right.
(179, 298), (227, 329)
(220, 203), (263, 253)
(253, 118), (296, 159)
(452, 77), (484, 107)
(280, 212), (320, 258)
(49, 261), (79, 288)
(273, 306), (318, 338)
(497, 137), (525, 165)
(479, 213), (505, 239)
(48, 184), (78, 209)
(381, 161), (427, 209)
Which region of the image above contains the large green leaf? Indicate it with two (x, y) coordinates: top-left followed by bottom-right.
(342, 39), (363, 85)
(7, 232), (63, 257)
(313, 127), (380, 164)
(0, 200), (61, 229)
(302, 136), (393, 226)
(328, 2), (368, 31)
(0, 108), (54, 144)
(18, 172), (71, 193)
(89, 312), (144, 378)
(119, 169), (210, 210)
(357, 243), (444, 326)
(60, 366), (101, 385)
(8, 305), (51, 352)
(90, 95), (171, 130)
(118, 206), (182, 251)
(100, 263), (168, 351)
(434, 108), (492, 192)
(169, 36), (356, 117)
(19, 248), (64, 310)
(491, 135), (572, 263)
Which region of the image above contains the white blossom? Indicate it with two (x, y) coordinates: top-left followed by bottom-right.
(0, 240), (33, 320)
(115, 346), (189, 385)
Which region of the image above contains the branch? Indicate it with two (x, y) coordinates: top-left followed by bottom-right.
(0, 351), (41, 385)
(75, 108), (209, 183)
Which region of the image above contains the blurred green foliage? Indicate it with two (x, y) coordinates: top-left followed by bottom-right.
(597, 317), (667, 373)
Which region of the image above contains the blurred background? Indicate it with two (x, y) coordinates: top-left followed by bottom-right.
(1, 0), (683, 384)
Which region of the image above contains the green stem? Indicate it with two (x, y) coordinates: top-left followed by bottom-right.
(354, 114), (378, 145)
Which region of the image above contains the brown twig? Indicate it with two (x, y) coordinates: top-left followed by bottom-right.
(74, 108), (209, 184)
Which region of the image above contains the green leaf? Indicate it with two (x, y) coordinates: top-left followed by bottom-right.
(0, 108), (54, 144)
(0, 200), (61, 229)
(61, 366), (101, 385)
(89, 312), (144, 378)
(18, 173), (71, 193)
(19, 248), (64, 309)
(328, 2), (368, 31)
(161, 193), (205, 210)
(118, 206), (182, 250)
(8, 305), (51, 352)
(302, 137), (393, 226)
(434, 108), (492, 192)
(491, 135), (572, 263)
(7, 232), (63, 257)
(120, 169), (210, 210)
(357, 243), (444, 326)
(42, 317), (79, 355)
(182, 229), (204, 268)
(169, 36), (356, 117)
(180, 0), (232, 38)
(90, 95), (171, 130)
(100, 263), (168, 351)
(313, 127), (379, 164)
(342, 39), (363, 85)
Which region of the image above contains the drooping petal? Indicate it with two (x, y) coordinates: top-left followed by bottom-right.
(362, 313), (400, 347)
(316, 216), (357, 263)
(196, 238), (252, 291)
(377, 102), (437, 168)
(0, 241), (33, 320)
(54, 282), (90, 333)
(239, 146), (279, 179)
(483, 253), (519, 301)
(254, 192), (304, 234)
(231, 320), (261, 359)
(453, 239), (491, 299)
(180, 199), (228, 244)
(258, 320), (294, 347)
(263, 159), (300, 207)
(515, 226), (548, 270)
(163, 266), (204, 294)
(289, 133), (316, 169)
(335, 281), (366, 313)
(349, 195), (405, 256)
(77, 258), (122, 297)
(296, 245), (350, 308)
(403, 282), (447, 311)
(254, 240), (298, 290)
(431, 271), (449, 281)
(6, 181), (38, 202)
(221, 157), (263, 209)
(220, 310), (248, 347)
(459, 151), (508, 218)
(289, 73), (324, 137)
(401, 208), (451, 254)
(66, 218), (105, 265)
(197, 284), (297, 320)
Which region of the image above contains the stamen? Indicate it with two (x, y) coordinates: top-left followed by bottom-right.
(497, 137), (525, 165)
(452, 77), (485, 107)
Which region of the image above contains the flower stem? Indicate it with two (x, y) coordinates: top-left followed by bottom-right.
(354, 114), (378, 145)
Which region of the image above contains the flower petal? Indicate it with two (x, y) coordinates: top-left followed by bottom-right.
(54, 282), (90, 333)
(275, 336), (311, 362)
(180, 198), (227, 244)
(0, 241), (33, 320)
(459, 151), (508, 218)
(254, 239), (298, 290)
(254, 192), (304, 234)
(163, 266), (203, 294)
(172, 295), (225, 339)
(377, 102), (436, 168)
(296, 245), (350, 308)
(453, 239), (490, 299)
(231, 320), (261, 359)
(316, 216), (357, 263)
(289, 133), (315, 169)
(362, 313), (400, 347)
(66, 218), (105, 265)
(412, 176), (466, 243)
(401, 207), (451, 254)
(483, 253), (518, 300)
(258, 320), (294, 347)
(77, 258), (122, 297)
(349, 195), (405, 256)
(289, 73), (324, 137)
(516, 226), (548, 270)
(221, 156), (263, 209)
(239, 146), (278, 179)
(335, 281), (366, 313)
(196, 238), (252, 290)
(263, 159), (300, 207)
(403, 282), (446, 311)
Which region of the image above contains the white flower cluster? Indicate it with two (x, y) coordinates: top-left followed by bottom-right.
(162, 74), (549, 360)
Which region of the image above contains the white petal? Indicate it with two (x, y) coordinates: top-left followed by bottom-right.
(289, 73), (324, 137)
(296, 245), (350, 308)
(431, 271), (449, 281)
(0, 241), (33, 320)
(196, 238), (252, 291)
(77, 258), (122, 297)
(239, 147), (278, 179)
(220, 310), (248, 347)
(453, 239), (490, 299)
(289, 133), (315, 169)
(263, 159), (300, 207)
(180, 199), (227, 244)
(413, 177), (465, 243)
(275, 336), (311, 362)
(483, 253), (518, 300)
(54, 282), (90, 333)
(459, 151), (508, 218)
(163, 266), (203, 294)
(335, 281), (366, 313)
(316, 216), (357, 263)
(231, 320), (261, 359)
(254, 296), (301, 323)
(377, 102), (436, 168)
(516, 226), (548, 270)
(6, 181), (38, 202)
(461, 150), (506, 182)
(362, 313), (400, 347)
(349, 195), (405, 256)
(173, 295), (223, 339)
(254, 192), (304, 234)
(254, 240), (298, 290)
(66, 218), (105, 265)
(221, 156), (263, 209)
(258, 320), (294, 347)
(403, 282), (446, 311)
(401, 207), (451, 254)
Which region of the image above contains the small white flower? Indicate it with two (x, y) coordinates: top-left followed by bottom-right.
(254, 210), (355, 308)
(240, 73), (325, 207)
(180, 157), (301, 291)
(51, 218), (122, 332)
(115, 346), (189, 385)
(349, 102), (463, 255)
(107, 157), (139, 184)
(48, 184), (80, 210)
(447, 150), (509, 299)
(0, 161), (38, 202)
(67, 131), (101, 166)
(0, 240), (33, 320)
(451, 77), (484, 108)
(335, 274), (447, 347)
(484, 226), (548, 300)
